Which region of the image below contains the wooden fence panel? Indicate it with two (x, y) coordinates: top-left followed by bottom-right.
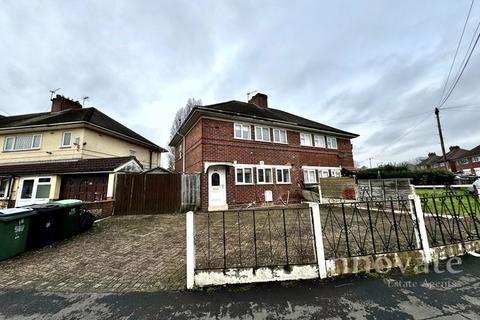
(357, 178), (412, 200)
(114, 173), (182, 215)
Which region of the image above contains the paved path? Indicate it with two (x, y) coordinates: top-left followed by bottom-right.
(1, 255), (480, 319)
(0, 215), (186, 292)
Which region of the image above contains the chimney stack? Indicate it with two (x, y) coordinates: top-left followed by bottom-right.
(428, 152), (436, 157)
(449, 146), (460, 152)
(51, 95), (82, 113)
(248, 93), (268, 108)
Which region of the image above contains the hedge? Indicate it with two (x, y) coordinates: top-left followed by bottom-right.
(356, 165), (455, 185)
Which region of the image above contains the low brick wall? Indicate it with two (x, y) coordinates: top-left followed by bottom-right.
(82, 200), (115, 219)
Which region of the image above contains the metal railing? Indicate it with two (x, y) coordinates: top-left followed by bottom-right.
(320, 199), (422, 259)
(420, 192), (480, 247)
(194, 207), (317, 271)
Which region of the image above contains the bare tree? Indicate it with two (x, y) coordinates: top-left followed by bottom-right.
(167, 98), (202, 170)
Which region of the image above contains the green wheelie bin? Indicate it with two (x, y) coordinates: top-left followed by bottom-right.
(52, 199), (83, 240)
(0, 208), (37, 261)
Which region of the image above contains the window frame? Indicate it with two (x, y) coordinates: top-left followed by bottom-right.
(257, 167), (273, 184)
(276, 168), (291, 184)
(235, 167), (254, 185)
(18, 176), (52, 202)
(472, 156), (480, 163)
(314, 135), (326, 148)
(300, 133), (313, 146)
(254, 126), (271, 142)
(272, 128), (288, 144)
(234, 123), (252, 140)
(326, 136), (338, 149)
(61, 132), (72, 148)
(0, 177), (10, 199)
(457, 158), (469, 165)
(304, 169), (317, 184)
(3, 134), (42, 152)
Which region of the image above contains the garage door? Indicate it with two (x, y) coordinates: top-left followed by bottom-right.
(59, 174), (108, 202)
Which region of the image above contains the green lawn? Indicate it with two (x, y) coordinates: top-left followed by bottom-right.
(415, 188), (479, 217)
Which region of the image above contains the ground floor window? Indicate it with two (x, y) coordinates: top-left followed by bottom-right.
(257, 168), (273, 184)
(304, 169), (317, 184)
(236, 167), (253, 185)
(0, 177), (10, 199)
(17, 176), (52, 206)
(276, 168), (291, 184)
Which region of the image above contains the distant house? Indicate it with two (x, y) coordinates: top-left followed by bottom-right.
(0, 95), (165, 207)
(169, 93), (359, 211)
(454, 145), (480, 176)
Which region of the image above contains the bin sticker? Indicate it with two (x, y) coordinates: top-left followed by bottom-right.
(69, 209), (76, 216)
(14, 220), (25, 240)
(46, 222), (51, 228)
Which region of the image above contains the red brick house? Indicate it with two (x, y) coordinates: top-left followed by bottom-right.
(169, 93), (359, 211)
(454, 145), (480, 176)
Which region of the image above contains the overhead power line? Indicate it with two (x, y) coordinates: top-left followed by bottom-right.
(438, 0), (475, 105)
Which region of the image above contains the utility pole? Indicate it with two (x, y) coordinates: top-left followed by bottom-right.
(369, 157), (372, 168)
(434, 107), (449, 170)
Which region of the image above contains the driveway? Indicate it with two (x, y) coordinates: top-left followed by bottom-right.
(1, 255), (480, 319)
(0, 214), (186, 293)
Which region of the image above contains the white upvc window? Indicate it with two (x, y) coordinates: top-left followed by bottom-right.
(331, 169), (342, 177)
(276, 168), (291, 184)
(4, 134), (42, 151)
(257, 167), (273, 184)
(236, 167), (253, 185)
(319, 169), (330, 178)
(0, 177), (10, 199)
(255, 126), (271, 142)
(234, 123), (251, 140)
(273, 128), (287, 144)
(326, 136), (338, 149)
(472, 156), (480, 163)
(18, 176), (52, 205)
(61, 132), (72, 147)
(300, 133), (313, 146)
(304, 169), (317, 184)
(457, 158), (469, 165)
(314, 135), (326, 148)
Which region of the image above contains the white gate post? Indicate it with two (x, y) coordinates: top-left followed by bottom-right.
(408, 195), (432, 263)
(309, 202), (327, 279)
(186, 211), (196, 289)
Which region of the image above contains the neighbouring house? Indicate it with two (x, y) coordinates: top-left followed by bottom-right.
(0, 95), (165, 208)
(418, 152), (442, 170)
(169, 93), (359, 211)
(454, 144), (480, 176)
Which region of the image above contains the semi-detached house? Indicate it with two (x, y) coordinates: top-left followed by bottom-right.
(169, 93), (359, 211)
(0, 95), (165, 209)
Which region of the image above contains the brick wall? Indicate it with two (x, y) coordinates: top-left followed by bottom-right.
(174, 117), (356, 211)
(455, 156), (480, 174)
(82, 200), (115, 219)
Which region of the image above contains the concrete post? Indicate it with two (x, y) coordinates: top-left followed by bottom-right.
(309, 202), (327, 278)
(186, 211), (196, 289)
(409, 195), (432, 263)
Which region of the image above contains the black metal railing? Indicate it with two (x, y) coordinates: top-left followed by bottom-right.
(420, 192), (480, 247)
(195, 207), (317, 271)
(321, 199), (421, 259)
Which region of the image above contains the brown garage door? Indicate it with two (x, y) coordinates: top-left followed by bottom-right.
(59, 174), (108, 202)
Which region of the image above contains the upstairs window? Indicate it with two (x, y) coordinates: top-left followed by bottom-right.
(257, 167), (273, 184)
(472, 156), (480, 163)
(326, 136), (338, 149)
(4, 134), (42, 151)
(458, 158), (469, 165)
(273, 129), (287, 144)
(276, 168), (291, 184)
(236, 167), (253, 185)
(255, 126), (271, 142)
(61, 132), (72, 147)
(300, 133), (313, 146)
(304, 169), (317, 183)
(234, 123), (251, 140)
(314, 135), (326, 148)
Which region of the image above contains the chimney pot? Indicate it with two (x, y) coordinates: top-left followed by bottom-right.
(51, 94), (82, 112)
(449, 146), (460, 152)
(248, 93), (268, 108)
(428, 152), (436, 157)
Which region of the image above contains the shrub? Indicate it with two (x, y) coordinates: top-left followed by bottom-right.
(356, 164), (455, 185)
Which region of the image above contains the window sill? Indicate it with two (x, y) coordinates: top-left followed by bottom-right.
(256, 182), (274, 185)
(234, 137), (252, 141)
(60, 146), (72, 149)
(2, 148), (41, 153)
(235, 183), (254, 186)
(276, 182), (292, 185)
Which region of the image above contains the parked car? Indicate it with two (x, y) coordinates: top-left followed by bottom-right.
(467, 178), (480, 194)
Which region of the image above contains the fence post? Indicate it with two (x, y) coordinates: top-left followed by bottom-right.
(309, 202), (327, 279)
(186, 211), (196, 289)
(409, 195), (432, 263)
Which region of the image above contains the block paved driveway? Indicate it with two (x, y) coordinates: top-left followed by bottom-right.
(0, 215), (186, 293)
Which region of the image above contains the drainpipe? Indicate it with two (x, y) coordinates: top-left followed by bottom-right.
(149, 150), (153, 169)
(7, 175), (14, 208)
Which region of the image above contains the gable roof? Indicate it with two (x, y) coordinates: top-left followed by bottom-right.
(463, 144), (480, 158)
(0, 108), (165, 152)
(418, 154), (442, 167)
(0, 156), (141, 175)
(444, 147), (469, 161)
(170, 100), (358, 146)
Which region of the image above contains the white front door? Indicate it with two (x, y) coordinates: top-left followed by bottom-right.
(208, 167), (227, 211)
(16, 177), (52, 207)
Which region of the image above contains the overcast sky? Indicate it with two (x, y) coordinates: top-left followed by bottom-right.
(1, 0), (479, 168)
